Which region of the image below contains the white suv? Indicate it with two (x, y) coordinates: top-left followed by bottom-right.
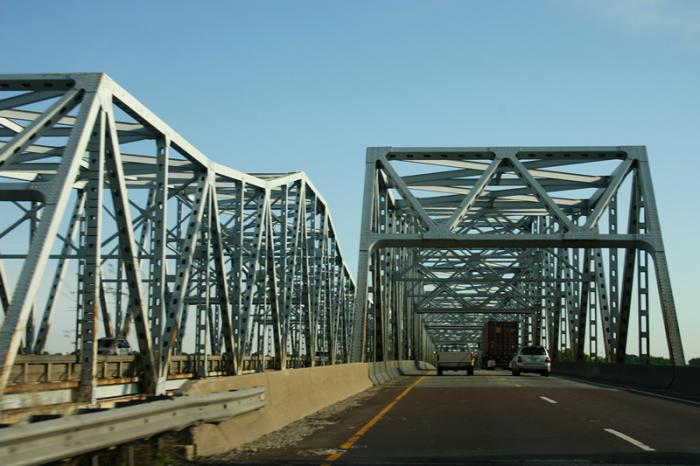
(511, 345), (551, 376)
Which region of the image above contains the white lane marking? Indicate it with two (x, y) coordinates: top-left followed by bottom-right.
(539, 396), (557, 404)
(514, 383), (522, 387)
(604, 428), (655, 452)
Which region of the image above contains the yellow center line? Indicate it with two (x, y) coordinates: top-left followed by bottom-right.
(321, 375), (426, 465)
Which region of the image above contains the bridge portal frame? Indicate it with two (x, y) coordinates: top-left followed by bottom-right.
(351, 146), (684, 367)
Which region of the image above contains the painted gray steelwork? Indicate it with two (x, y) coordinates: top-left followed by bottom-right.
(0, 73), (355, 400)
(352, 147), (684, 366)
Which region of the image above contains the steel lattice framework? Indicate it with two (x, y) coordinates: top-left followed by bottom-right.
(0, 73), (355, 401)
(352, 147), (685, 366)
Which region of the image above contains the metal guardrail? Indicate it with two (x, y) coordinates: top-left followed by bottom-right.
(0, 387), (265, 466)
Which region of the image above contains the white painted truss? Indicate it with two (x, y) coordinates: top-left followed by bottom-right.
(0, 73), (355, 401)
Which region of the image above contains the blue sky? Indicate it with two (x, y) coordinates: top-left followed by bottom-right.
(2, 1), (699, 358)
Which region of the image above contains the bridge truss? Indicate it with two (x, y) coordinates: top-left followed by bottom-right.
(352, 147), (685, 366)
(0, 73), (355, 401)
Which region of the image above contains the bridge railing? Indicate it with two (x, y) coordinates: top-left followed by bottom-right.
(5, 354), (329, 391)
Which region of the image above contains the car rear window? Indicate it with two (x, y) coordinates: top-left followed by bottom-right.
(522, 346), (546, 355)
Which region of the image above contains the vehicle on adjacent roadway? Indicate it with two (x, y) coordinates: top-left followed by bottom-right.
(510, 345), (551, 376)
(436, 351), (475, 376)
(97, 337), (132, 356)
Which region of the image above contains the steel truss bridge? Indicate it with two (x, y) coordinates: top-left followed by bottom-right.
(0, 73), (355, 402)
(0, 74), (687, 409)
(351, 147), (685, 367)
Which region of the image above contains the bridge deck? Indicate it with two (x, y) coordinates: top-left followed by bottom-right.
(208, 371), (700, 465)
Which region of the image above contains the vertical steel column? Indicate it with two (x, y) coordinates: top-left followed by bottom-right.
(279, 185), (290, 367)
(608, 195), (620, 354)
(301, 194), (315, 366)
(563, 249), (576, 357)
(616, 172), (639, 362)
(637, 249), (650, 364)
(558, 249), (568, 355)
(283, 183), (302, 367)
(545, 247), (557, 356)
(266, 203), (283, 369)
(593, 249), (613, 361)
(77, 110), (105, 404)
(233, 182), (245, 367)
(75, 204), (86, 355)
(194, 197), (210, 378)
(575, 250), (588, 360)
(115, 261), (124, 337)
(149, 137), (169, 355)
(24, 202), (40, 353)
(588, 252), (598, 360)
(636, 151), (685, 365)
(352, 151), (382, 362)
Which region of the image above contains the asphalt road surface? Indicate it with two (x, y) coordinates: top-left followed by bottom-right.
(205, 370), (700, 465)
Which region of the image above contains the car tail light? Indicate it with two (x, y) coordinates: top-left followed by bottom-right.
(517, 356), (522, 363)
(545, 356), (551, 363)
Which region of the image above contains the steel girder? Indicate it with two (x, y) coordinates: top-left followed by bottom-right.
(352, 147), (685, 366)
(0, 73), (355, 399)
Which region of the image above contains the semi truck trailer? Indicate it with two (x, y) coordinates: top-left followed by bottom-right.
(481, 321), (518, 369)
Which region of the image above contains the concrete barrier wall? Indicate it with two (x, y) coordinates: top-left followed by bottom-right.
(366, 360), (435, 384)
(184, 360), (433, 456)
(666, 366), (700, 398)
(553, 361), (674, 390)
(553, 362), (700, 398)
(184, 363), (372, 456)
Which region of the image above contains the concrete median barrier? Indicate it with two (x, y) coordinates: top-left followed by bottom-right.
(669, 366), (700, 399)
(183, 363), (372, 456)
(367, 360), (433, 383)
(399, 360), (435, 375)
(415, 360), (436, 371)
(184, 360), (432, 456)
(368, 361), (399, 384)
(554, 361), (700, 401)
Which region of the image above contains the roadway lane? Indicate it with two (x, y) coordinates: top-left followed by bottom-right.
(205, 370), (700, 465)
